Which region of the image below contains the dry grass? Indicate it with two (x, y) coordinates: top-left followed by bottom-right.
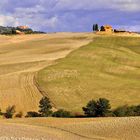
(0, 33), (92, 114)
(37, 36), (140, 113)
(0, 33), (140, 140)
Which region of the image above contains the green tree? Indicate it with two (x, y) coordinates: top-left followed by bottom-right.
(83, 98), (111, 117)
(113, 105), (140, 117)
(39, 97), (52, 117)
(96, 98), (111, 117)
(4, 105), (16, 119)
(83, 100), (97, 117)
(100, 26), (105, 31)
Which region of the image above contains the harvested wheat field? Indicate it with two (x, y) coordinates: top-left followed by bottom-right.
(0, 33), (92, 114)
(0, 117), (140, 140)
(0, 33), (140, 140)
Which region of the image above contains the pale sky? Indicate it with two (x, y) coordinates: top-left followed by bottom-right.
(0, 0), (140, 32)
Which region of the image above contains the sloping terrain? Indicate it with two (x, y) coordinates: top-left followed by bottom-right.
(0, 117), (140, 140)
(37, 36), (140, 113)
(0, 33), (92, 113)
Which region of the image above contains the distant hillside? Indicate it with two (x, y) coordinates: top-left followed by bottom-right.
(0, 26), (45, 35)
(37, 36), (140, 113)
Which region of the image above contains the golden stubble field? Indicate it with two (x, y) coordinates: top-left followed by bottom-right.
(0, 33), (92, 114)
(0, 33), (140, 140)
(0, 117), (140, 140)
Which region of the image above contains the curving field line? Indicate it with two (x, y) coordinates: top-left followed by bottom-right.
(0, 33), (92, 114)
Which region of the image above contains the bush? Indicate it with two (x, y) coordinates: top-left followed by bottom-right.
(26, 111), (40, 118)
(52, 109), (71, 118)
(83, 98), (111, 117)
(113, 105), (128, 117)
(4, 105), (16, 119)
(113, 105), (140, 117)
(39, 97), (52, 117)
(135, 105), (140, 116)
(15, 112), (23, 118)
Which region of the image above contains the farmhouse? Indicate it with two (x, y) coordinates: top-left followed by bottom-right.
(17, 26), (29, 30)
(16, 30), (24, 35)
(101, 25), (113, 32)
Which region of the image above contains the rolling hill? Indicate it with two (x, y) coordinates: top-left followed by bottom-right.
(37, 36), (140, 113)
(0, 33), (140, 140)
(0, 33), (92, 114)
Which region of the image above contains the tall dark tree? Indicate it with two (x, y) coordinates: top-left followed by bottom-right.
(96, 98), (111, 117)
(39, 97), (52, 117)
(100, 26), (105, 31)
(93, 24), (99, 31)
(83, 100), (97, 117)
(83, 98), (111, 117)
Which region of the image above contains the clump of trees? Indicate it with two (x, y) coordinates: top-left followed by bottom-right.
(0, 97), (71, 119)
(83, 98), (140, 117)
(26, 111), (40, 118)
(113, 105), (140, 117)
(0, 97), (140, 119)
(0, 26), (45, 35)
(25, 97), (71, 118)
(4, 105), (16, 119)
(83, 98), (111, 117)
(0, 105), (22, 119)
(93, 24), (99, 32)
(0, 26), (16, 35)
(39, 97), (53, 117)
(52, 109), (71, 118)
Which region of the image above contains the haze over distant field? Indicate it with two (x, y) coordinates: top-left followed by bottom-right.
(0, 0), (140, 32)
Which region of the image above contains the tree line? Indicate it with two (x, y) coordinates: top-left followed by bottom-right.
(92, 24), (110, 32)
(0, 26), (45, 35)
(1, 97), (140, 119)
